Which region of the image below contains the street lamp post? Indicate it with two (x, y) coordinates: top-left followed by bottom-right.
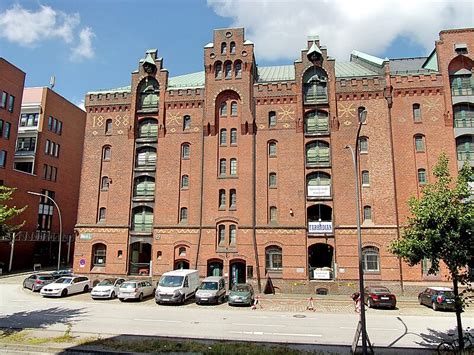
(345, 109), (368, 355)
(28, 191), (62, 271)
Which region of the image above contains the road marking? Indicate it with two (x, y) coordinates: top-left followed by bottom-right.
(11, 300), (29, 302)
(232, 323), (284, 327)
(229, 331), (321, 337)
(133, 318), (181, 323)
(339, 326), (400, 331)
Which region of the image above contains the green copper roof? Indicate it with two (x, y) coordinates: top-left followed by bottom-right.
(88, 86), (131, 94)
(168, 71), (205, 89)
(335, 62), (379, 77)
(257, 65), (295, 82)
(422, 49), (438, 72)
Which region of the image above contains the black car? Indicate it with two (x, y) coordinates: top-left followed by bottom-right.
(418, 287), (455, 311)
(364, 286), (397, 309)
(51, 269), (73, 279)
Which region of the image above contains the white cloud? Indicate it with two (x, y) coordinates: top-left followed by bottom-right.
(207, 0), (474, 61)
(71, 27), (95, 61)
(0, 4), (95, 61)
(75, 99), (86, 111)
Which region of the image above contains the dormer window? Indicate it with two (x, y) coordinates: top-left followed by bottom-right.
(454, 43), (468, 55)
(138, 78), (159, 111)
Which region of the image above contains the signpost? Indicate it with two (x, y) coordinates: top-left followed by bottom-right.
(351, 321), (374, 354)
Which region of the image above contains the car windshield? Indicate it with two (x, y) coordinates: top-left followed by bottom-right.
(39, 276), (52, 280)
(159, 276), (183, 287)
(439, 291), (454, 298)
(373, 288), (390, 293)
(55, 278), (72, 284)
(232, 285), (250, 292)
(97, 279), (114, 286)
(199, 282), (218, 290)
(121, 282), (137, 289)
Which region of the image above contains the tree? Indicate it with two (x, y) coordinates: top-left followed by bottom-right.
(390, 153), (473, 349)
(0, 186), (26, 237)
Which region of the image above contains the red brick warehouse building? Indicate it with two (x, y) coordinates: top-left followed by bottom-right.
(75, 27), (473, 292)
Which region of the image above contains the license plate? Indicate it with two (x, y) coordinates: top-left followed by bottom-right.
(381, 297), (389, 300)
(446, 300), (453, 303)
(234, 299), (242, 302)
(201, 298), (208, 301)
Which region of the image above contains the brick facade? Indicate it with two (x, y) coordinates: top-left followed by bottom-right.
(75, 28), (473, 292)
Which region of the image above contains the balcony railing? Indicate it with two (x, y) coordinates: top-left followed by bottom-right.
(452, 87), (473, 96)
(129, 262), (151, 276)
(306, 156), (331, 167)
(454, 119), (474, 128)
(457, 151), (474, 161)
(132, 223), (153, 233)
(308, 221), (333, 234)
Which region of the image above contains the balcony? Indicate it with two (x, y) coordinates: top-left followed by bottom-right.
(15, 149), (36, 157)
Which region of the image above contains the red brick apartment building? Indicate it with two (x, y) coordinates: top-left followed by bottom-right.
(75, 28), (473, 293)
(0, 70), (86, 271)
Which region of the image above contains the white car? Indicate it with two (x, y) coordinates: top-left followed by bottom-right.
(91, 278), (125, 299)
(118, 280), (155, 301)
(40, 276), (91, 297)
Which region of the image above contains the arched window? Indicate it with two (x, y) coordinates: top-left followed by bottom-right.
(102, 146), (111, 161)
(450, 73), (473, 96)
(230, 41), (236, 54)
(230, 158), (237, 176)
(269, 172), (277, 187)
(229, 189), (236, 209)
(220, 129), (227, 145)
(178, 246), (186, 257)
(138, 118), (158, 138)
(303, 67), (328, 103)
(183, 115), (191, 130)
(454, 103), (474, 128)
(413, 103), (422, 122)
(219, 158), (227, 176)
(180, 207), (188, 223)
(221, 42), (227, 54)
(269, 206), (277, 223)
(414, 135), (425, 152)
(92, 243), (107, 266)
(105, 119), (112, 135)
(218, 225), (225, 246)
(230, 128), (237, 145)
(138, 78), (159, 111)
(268, 111), (277, 127)
(215, 61), (222, 79)
(362, 246), (380, 272)
(266, 246), (282, 270)
(359, 137), (368, 153)
(219, 189), (226, 209)
(307, 172), (331, 197)
(268, 141), (277, 157)
(234, 61), (242, 78)
(98, 207), (106, 222)
(225, 62), (232, 79)
(132, 206), (153, 232)
(231, 101), (238, 116)
(220, 102), (227, 116)
(182, 143), (190, 159)
(361, 170), (370, 186)
(306, 141), (330, 166)
(181, 175), (189, 189)
(101, 176), (110, 191)
(305, 111), (328, 134)
(456, 135), (474, 161)
(136, 146), (157, 167)
(363, 205), (372, 221)
(134, 176), (155, 197)
(418, 168), (427, 184)
(229, 224), (237, 245)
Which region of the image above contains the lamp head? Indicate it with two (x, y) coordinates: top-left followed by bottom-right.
(358, 110), (367, 124)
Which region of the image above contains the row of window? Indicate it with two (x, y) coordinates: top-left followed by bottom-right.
(0, 119), (11, 139)
(37, 190), (55, 231)
(0, 91), (15, 113)
(47, 116), (63, 135)
(220, 41), (237, 55)
(16, 137), (36, 152)
(219, 101), (238, 116)
(20, 113), (39, 127)
(219, 128), (238, 145)
(45, 140), (60, 158)
(218, 189), (237, 210)
(214, 60), (242, 80)
(219, 158), (237, 176)
(43, 164), (58, 182)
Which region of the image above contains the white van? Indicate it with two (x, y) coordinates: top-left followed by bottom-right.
(155, 269), (199, 304)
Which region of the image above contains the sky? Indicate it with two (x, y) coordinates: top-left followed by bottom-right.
(0, 0), (473, 109)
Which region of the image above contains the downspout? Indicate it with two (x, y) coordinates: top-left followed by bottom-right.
(252, 120), (262, 292)
(384, 68), (404, 294)
(194, 98), (206, 270)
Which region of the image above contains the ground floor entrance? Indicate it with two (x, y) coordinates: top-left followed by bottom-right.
(308, 243), (334, 280)
(229, 260), (246, 288)
(129, 241), (151, 276)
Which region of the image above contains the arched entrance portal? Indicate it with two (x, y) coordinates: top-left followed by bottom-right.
(229, 260), (246, 287)
(207, 260), (223, 276)
(174, 260), (190, 270)
(308, 243), (334, 280)
(129, 241), (151, 275)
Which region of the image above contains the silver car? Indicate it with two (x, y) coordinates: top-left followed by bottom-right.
(118, 280), (155, 302)
(91, 278), (125, 299)
(23, 273), (55, 292)
(195, 276), (226, 305)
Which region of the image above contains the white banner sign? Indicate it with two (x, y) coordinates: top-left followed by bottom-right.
(308, 221), (333, 234)
(308, 185), (331, 197)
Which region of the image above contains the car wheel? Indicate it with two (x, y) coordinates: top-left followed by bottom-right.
(83, 285), (89, 293)
(61, 289), (68, 297)
(368, 298), (374, 308)
(139, 293), (143, 301)
(432, 302), (438, 311)
(418, 296), (423, 305)
(110, 291), (116, 299)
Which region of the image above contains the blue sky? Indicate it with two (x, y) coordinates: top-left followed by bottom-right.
(0, 0), (472, 108)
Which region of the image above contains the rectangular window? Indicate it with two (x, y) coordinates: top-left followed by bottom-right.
(57, 120), (62, 135)
(230, 129), (237, 145)
(48, 116), (53, 131)
(218, 225), (225, 246)
(0, 150), (6, 168)
(361, 171), (370, 186)
(7, 95), (14, 113)
(52, 118), (57, 132)
(4, 122), (10, 139)
(45, 140), (50, 154)
(0, 92), (7, 108)
(418, 169), (427, 184)
(415, 136), (425, 152)
(413, 104), (422, 122)
(230, 159), (237, 176)
(43, 164), (48, 179)
(50, 142), (55, 156)
(229, 225), (236, 245)
(55, 144), (60, 158)
(0, 119), (3, 136)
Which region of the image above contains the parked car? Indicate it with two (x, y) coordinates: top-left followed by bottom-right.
(23, 273), (55, 292)
(118, 280), (155, 301)
(51, 269), (73, 279)
(195, 276), (226, 305)
(91, 278), (125, 299)
(228, 283), (254, 306)
(155, 269), (200, 304)
(418, 287), (456, 311)
(364, 286), (397, 309)
(40, 276), (91, 297)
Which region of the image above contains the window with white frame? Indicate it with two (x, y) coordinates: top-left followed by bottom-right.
(362, 246), (380, 272)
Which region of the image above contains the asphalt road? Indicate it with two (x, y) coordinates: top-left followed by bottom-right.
(1, 281), (473, 352)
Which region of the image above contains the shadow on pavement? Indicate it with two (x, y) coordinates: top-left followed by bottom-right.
(0, 307), (86, 336)
(416, 326), (458, 347)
